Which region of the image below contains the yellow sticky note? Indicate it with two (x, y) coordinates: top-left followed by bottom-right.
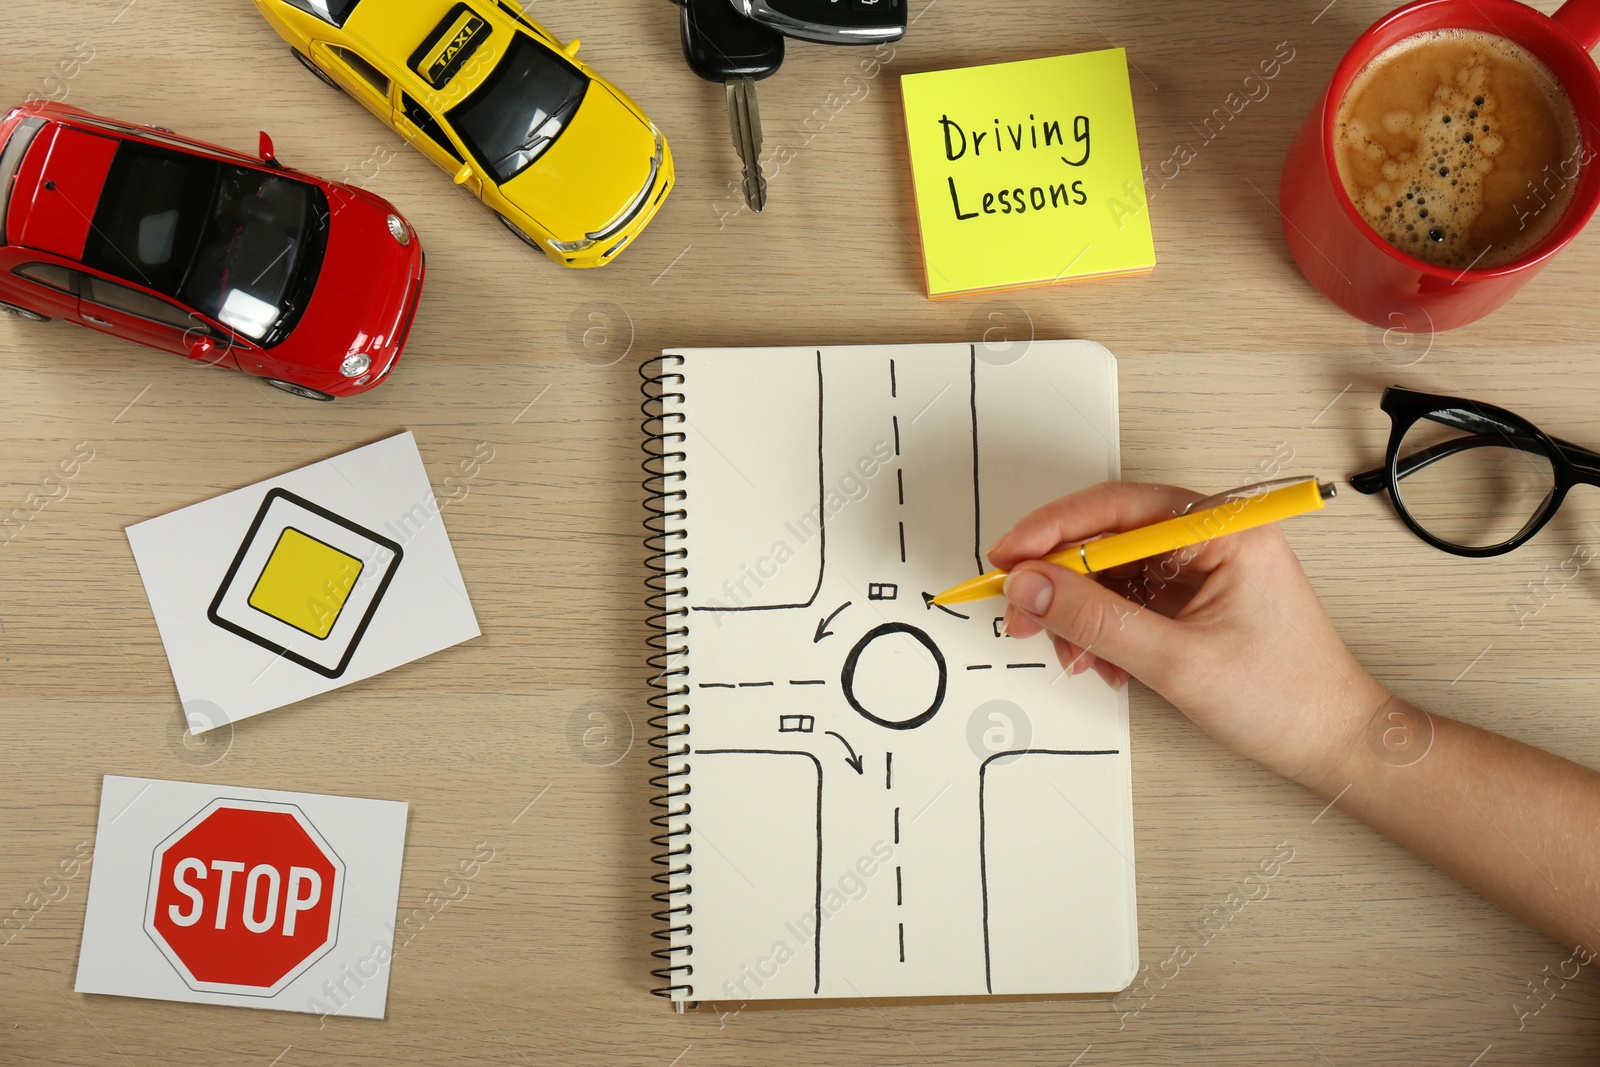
(248, 527), (364, 639)
(901, 49), (1156, 298)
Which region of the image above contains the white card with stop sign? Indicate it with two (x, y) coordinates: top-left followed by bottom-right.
(75, 776), (408, 1019)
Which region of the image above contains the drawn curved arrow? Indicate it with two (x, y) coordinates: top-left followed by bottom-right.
(814, 601), (851, 642)
(921, 591), (970, 620)
(825, 731), (865, 775)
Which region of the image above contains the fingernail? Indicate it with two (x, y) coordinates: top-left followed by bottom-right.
(1003, 569), (1053, 617)
(1000, 607), (1014, 637)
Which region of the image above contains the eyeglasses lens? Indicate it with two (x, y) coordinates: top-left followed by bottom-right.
(1394, 412), (1556, 549)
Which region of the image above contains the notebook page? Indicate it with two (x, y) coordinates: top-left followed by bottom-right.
(665, 341), (1136, 1002)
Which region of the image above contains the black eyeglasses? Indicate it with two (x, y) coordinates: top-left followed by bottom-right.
(1350, 386), (1600, 557)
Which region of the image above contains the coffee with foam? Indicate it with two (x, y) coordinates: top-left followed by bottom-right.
(1334, 29), (1582, 269)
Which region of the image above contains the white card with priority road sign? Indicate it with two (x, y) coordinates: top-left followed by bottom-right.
(126, 431), (480, 732)
(76, 776), (409, 1018)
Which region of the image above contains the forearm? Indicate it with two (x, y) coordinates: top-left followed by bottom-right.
(1309, 698), (1600, 955)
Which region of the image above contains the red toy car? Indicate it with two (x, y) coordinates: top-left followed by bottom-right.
(0, 102), (424, 400)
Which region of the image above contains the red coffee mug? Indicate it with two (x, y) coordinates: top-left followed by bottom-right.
(1280, 0), (1600, 332)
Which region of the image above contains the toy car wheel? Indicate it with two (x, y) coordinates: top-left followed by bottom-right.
(264, 378), (335, 402)
(292, 49), (342, 92)
(0, 301), (49, 322)
(497, 214), (543, 251)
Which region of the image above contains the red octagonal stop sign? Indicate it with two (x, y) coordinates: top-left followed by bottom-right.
(144, 799), (344, 996)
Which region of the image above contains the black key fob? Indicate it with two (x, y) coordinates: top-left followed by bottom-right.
(676, 0), (785, 82)
(731, 0), (906, 45)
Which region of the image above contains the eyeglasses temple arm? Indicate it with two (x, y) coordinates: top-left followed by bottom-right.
(1348, 432), (1548, 494)
(1349, 466), (1386, 494)
(1351, 406), (1524, 494)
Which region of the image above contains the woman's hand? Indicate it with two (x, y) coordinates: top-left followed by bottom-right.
(988, 480), (1391, 787)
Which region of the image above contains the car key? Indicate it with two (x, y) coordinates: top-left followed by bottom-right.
(674, 0), (785, 212)
(731, 0), (906, 46)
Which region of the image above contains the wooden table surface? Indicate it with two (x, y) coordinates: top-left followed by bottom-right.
(4, 0), (1600, 1063)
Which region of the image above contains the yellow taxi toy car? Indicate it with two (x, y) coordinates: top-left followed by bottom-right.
(252, 0), (673, 267)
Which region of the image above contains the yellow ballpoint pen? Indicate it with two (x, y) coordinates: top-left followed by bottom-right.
(931, 476), (1337, 605)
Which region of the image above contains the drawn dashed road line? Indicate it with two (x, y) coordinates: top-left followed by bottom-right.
(698, 680), (798, 688)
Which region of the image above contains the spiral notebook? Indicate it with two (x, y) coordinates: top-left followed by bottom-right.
(642, 341), (1137, 1006)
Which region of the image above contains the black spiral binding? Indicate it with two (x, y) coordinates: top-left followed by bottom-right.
(641, 355), (693, 1001)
